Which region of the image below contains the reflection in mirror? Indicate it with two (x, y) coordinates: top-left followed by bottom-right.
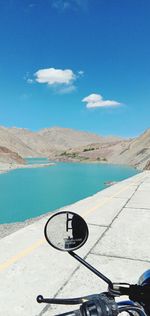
(44, 211), (89, 251)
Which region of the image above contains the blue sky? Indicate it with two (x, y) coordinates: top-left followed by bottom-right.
(0, 0), (150, 137)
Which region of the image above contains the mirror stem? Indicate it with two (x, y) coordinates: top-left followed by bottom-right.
(69, 251), (113, 288)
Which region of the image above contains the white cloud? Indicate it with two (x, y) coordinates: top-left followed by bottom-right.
(33, 67), (83, 94)
(27, 78), (34, 84)
(82, 93), (122, 108)
(26, 67), (83, 94)
(24, 72), (34, 84)
(34, 68), (76, 85)
(58, 85), (76, 94)
(78, 70), (84, 76)
(52, 0), (88, 11)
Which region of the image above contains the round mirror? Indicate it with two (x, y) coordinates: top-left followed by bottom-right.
(44, 211), (89, 251)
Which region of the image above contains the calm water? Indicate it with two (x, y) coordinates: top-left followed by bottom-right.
(0, 159), (138, 224)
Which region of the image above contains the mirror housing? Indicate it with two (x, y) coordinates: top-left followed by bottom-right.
(44, 211), (89, 251)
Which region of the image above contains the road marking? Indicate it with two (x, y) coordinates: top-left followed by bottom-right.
(82, 180), (140, 217)
(0, 177), (144, 272)
(0, 238), (45, 272)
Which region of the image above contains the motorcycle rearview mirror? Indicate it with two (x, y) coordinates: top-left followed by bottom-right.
(44, 211), (113, 287)
(44, 211), (89, 251)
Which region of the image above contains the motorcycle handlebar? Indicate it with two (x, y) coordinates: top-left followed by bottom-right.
(55, 305), (147, 316)
(53, 296), (119, 316)
(37, 285), (150, 316)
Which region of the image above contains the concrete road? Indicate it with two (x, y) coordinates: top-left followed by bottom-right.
(0, 171), (150, 316)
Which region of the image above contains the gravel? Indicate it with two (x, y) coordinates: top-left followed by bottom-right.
(0, 211), (55, 239)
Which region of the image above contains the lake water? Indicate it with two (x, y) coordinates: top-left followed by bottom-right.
(0, 159), (139, 224)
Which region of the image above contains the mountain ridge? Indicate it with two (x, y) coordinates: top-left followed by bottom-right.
(0, 125), (149, 170)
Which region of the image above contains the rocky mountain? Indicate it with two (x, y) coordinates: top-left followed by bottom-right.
(0, 126), (120, 156)
(37, 126), (107, 149)
(110, 129), (150, 169)
(8, 127), (52, 156)
(50, 140), (128, 163)
(46, 128), (150, 170)
(0, 146), (25, 164)
(0, 126), (38, 157)
(0, 125), (149, 170)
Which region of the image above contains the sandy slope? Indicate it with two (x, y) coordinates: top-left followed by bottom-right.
(0, 125), (149, 170)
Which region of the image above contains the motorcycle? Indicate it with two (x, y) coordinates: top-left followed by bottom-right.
(37, 211), (150, 316)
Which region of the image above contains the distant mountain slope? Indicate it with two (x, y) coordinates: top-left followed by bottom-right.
(0, 125), (149, 170)
(0, 126), (38, 157)
(2, 126), (121, 155)
(0, 146), (25, 164)
(8, 127), (52, 156)
(49, 140), (129, 163)
(46, 127), (150, 170)
(37, 126), (107, 149)
(109, 129), (150, 169)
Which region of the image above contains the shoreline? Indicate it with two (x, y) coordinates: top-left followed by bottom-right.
(0, 159), (141, 175)
(0, 211), (54, 239)
(0, 162), (55, 174)
(0, 162), (144, 240)
(0, 170), (141, 239)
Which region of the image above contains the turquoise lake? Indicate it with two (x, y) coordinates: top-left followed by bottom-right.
(0, 159), (138, 224)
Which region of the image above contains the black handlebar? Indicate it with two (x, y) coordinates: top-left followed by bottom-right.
(37, 293), (119, 316)
(37, 285), (150, 316)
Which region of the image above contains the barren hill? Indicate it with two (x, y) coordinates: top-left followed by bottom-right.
(45, 127), (150, 170)
(8, 127), (52, 156)
(37, 126), (106, 149)
(0, 146), (25, 164)
(0, 126), (38, 157)
(0, 125), (149, 170)
(1, 126), (120, 156)
(109, 129), (150, 169)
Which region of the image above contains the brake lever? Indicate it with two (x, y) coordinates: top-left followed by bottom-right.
(37, 294), (101, 305)
(37, 295), (87, 305)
